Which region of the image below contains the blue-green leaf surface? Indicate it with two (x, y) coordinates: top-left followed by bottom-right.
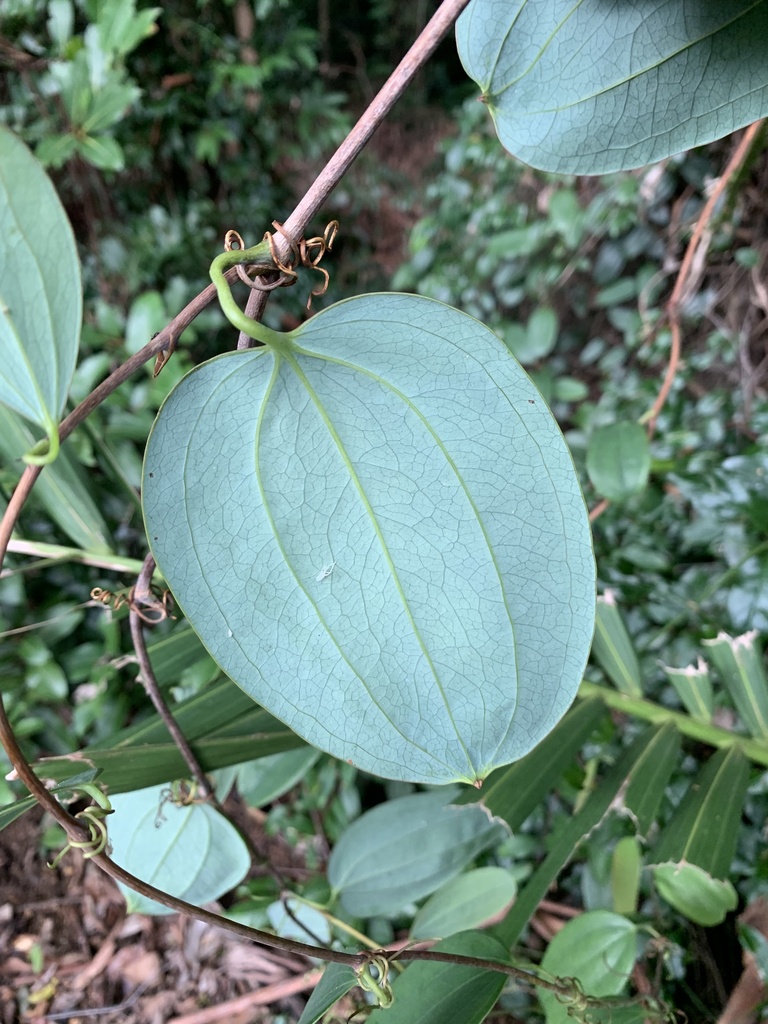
(108, 783), (250, 915)
(327, 790), (509, 918)
(0, 127), (81, 449)
(456, 0), (768, 174)
(143, 293), (595, 784)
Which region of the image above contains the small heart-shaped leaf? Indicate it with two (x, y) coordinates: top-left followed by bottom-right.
(143, 294), (595, 784)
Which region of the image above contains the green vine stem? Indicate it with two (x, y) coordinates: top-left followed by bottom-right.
(579, 682), (768, 766)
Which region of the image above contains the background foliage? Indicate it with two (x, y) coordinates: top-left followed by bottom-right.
(1, 1), (768, 1022)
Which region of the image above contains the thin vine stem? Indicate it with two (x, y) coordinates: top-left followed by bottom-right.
(645, 118), (765, 432)
(0, 1), (667, 1011)
(127, 554), (213, 800)
(238, 0), (474, 345)
(588, 119), (764, 522)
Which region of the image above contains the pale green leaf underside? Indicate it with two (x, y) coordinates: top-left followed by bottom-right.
(0, 127), (81, 430)
(108, 784), (251, 915)
(143, 293), (595, 784)
(456, 0), (768, 174)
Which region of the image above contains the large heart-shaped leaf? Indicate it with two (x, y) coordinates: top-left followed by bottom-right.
(456, 0), (768, 174)
(142, 293), (595, 784)
(0, 127), (81, 460)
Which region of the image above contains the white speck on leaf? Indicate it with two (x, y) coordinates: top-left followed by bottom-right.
(316, 562), (336, 582)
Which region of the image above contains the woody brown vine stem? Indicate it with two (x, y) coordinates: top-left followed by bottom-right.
(238, 0), (475, 346)
(128, 553), (213, 800)
(647, 118), (765, 432)
(589, 119), (764, 523)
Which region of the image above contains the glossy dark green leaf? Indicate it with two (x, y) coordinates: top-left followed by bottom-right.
(33, 677), (303, 792)
(367, 931), (510, 1024)
(620, 722), (680, 836)
(592, 593), (643, 697)
(0, 128), (81, 457)
(0, 795), (37, 831)
(587, 423), (650, 502)
(143, 293), (595, 784)
(663, 658), (713, 724)
(496, 725), (675, 945)
(328, 791), (509, 917)
(703, 631), (768, 739)
(457, 0), (768, 174)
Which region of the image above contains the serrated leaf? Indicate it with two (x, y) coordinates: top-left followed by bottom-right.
(652, 862), (738, 927)
(143, 293), (595, 784)
(0, 128), (81, 456)
(587, 422), (650, 502)
(410, 867), (516, 940)
(456, 0), (768, 174)
(108, 783), (250, 915)
(367, 931), (510, 1024)
(539, 911), (638, 1024)
(327, 791), (509, 918)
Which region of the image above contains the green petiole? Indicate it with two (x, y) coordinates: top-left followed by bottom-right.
(209, 238), (286, 348)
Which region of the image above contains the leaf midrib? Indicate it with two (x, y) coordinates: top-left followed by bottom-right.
(489, 0), (764, 112)
(283, 350), (476, 778)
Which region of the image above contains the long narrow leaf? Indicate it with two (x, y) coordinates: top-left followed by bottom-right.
(703, 632), (768, 739)
(456, 698), (605, 828)
(651, 745), (750, 878)
(495, 725), (678, 946)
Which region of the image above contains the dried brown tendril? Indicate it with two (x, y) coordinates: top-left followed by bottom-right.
(90, 586), (175, 624)
(226, 221), (340, 310)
